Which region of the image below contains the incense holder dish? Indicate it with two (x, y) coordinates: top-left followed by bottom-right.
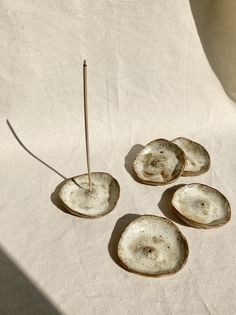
(59, 172), (120, 218)
(133, 139), (185, 185)
(172, 183), (231, 228)
(172, 137), (210, 176)
(118, 215), (189, 277)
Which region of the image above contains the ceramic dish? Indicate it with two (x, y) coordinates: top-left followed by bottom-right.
(59, 172), (120, 218)
(172, 183), (231, 228)
(172, 137), (210, 176)
(133, 139), (186, 185)
(118, 215), (189, 277)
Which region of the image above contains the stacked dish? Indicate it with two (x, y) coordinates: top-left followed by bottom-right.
(133, 137), (210, 185)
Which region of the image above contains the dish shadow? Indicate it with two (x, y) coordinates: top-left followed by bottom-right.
(124, 144), (144, 183)
(158, 184), (189, 226)
(189, 0), (236, 101)
(108, 213), (141, 269)
(50, 179), (71, 215)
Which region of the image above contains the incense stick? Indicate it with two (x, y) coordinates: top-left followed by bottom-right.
(83, 60), (92, 191)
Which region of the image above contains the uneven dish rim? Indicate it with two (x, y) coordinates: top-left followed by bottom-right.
(59, 171), (120, 219)
(172, 137), (211, 176)
(133, 139), (186, 185)
(172, 183), (231, 229)
(117, 214), (189, 277)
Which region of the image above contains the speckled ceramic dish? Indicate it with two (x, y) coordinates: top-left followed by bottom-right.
(172, 137), (210, 176)
(59, 172), (120, 218)
(117, 215), (189, 277)
(133, 139), (186, 185)
(172, 183), (231, 228)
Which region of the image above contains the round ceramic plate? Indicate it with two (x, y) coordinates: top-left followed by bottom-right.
(172, 183), (231, 228)
(133, 139), (186, 185)
(59, 172), (120, 218)
(172, 137), (210, 176)
(118, 215), (189, 277)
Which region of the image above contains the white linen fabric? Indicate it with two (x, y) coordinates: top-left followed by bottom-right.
(1, 1), (236, 314)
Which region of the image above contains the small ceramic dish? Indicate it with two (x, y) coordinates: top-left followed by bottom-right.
(59, 172), (120, 218)
(133, 139), (186, 185)
(172, 183), (231, 228)
(172, 137), (210, 176)
(117, 215), (189, 277)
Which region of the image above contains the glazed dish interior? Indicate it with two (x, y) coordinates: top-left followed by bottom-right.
(59, 172), (119, 217)
(172, 184), (230, 226)
(172, 137), (210, 175)
(118, 215), (188, 276)
(133, 139), (185, 184)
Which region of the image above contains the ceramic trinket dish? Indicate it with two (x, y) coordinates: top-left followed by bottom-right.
(133, 139), (186, 185)
(172, 183), (231, 228)
(172, 137), (210, 176)
(118, 215), (189, 277)
(59, 172), (120, 218)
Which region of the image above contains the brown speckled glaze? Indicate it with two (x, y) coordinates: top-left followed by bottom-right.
(172, 137), (210, 176)
(133, 139), (186, 186)
(59, 172), (120, 218)
(117, 215), (189, 277)
(172, 183), (231, 228)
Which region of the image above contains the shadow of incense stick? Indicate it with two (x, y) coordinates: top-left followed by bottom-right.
(6, 119), (67, 180)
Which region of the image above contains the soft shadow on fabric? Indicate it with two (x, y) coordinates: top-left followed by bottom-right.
(6, 119), (66, 179)
(124, 144), (144, 183)
(6, 120), (80, 216)
(108, 213), (141, 270)
(0, 247), (62, 315)
(158, 184), (188, 226)
(189, 0), (236, 101)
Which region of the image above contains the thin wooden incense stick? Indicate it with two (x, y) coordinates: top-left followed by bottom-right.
(83, 60), (92, 191)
